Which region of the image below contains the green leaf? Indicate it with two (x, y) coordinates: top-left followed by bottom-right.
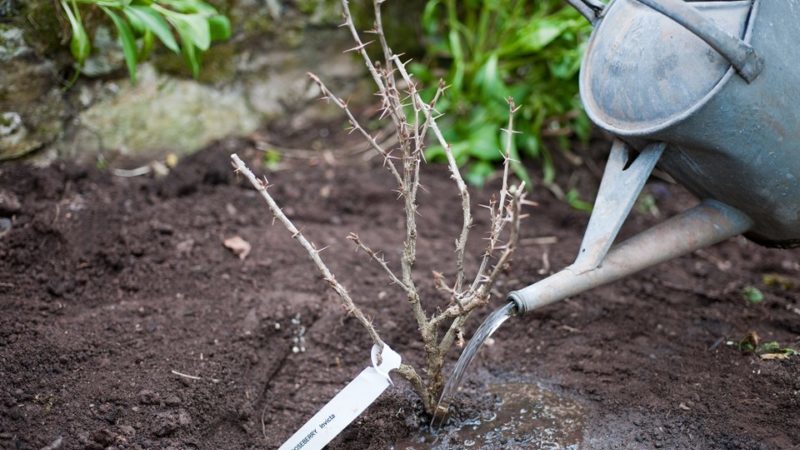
(465, 160), (494, 186)
(472, 53), (507, 100)
(101, 6), (139, 82)
(124, 5), (180, 53)
(758, 341), (782, 353)
(159, 0), (217, 15)
(166, 12), (211, 50)
(447, 29), (465, 91)
(742, 286), (764, 304)
(124, 6), (146, 35)
(424, 145), (447, 162)
(139, 28), (154, 59)
(467, 123), (502, 161)
(208, 14), (231, 41)
(516, 17), (569, 52)
(176, 27), (200, 78)
(565, 188), (593, 212)
(61, 0), (91, 65)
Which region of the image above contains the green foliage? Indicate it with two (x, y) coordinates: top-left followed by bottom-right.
(757, 341), (797, 356)
(59, 0), (231, 81)
(262, 148), (282, 170)
(742, 285), (764, 304)
(565, 188), (592, 212)
(414, 0), (593, 186)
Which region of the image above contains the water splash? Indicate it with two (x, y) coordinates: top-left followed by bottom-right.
(432, 302), (517, 427)
(396, 380), (586, 450)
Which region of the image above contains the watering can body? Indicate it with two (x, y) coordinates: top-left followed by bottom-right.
(579, 0), (800, 247)
(508, 0), (800, 312)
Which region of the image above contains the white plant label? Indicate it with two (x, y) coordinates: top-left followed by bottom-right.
(278, 344), (402, 450)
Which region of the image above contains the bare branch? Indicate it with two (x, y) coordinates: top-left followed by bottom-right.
(395, 364), (434, 412)
(392, 55), (473, 295)
(469, 98), (519, 295)
(340, 0), (385, 93)
(481, 183), (525, 291)
(347, 233), (410, 294)
(231, 154), (385, 349)
(372, 0), (397, 87)
(430, 183), (525, 330)
(308, 73), (403, 188)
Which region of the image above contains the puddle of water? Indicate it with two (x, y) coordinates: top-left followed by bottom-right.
(433, 303), (516, 426)
(394, 382), (585, 450)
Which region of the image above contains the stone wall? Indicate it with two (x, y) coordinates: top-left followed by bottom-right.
(0, 0), (369, 162)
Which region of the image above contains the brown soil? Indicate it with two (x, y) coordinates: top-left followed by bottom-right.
(1, 139), (798, 450)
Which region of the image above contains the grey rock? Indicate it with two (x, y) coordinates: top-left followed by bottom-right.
(0, 189), (21, 213)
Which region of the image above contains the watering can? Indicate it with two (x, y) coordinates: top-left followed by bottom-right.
(508, 0), (800, 313)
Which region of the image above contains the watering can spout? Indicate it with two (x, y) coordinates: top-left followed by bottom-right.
(508, 200), (753, 314)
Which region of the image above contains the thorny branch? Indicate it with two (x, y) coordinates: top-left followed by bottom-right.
(307, 73), (403, 188)
(391, 56), (474, 297)
(230, 154), (384, 349)
(233, 0), (530, 415)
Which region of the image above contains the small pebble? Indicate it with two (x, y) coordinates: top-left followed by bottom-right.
(0, 217), (11, 238)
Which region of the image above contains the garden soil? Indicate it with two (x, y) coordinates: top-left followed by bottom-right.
(1, 140), (799, 449)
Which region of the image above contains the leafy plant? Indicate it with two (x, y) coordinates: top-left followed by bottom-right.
(59, 0), (231, 81)
(413, 0), (593, 186)
(738, 335), (798, 359)
(757, 341), (798, 357)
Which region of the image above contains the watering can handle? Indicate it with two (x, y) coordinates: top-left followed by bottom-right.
(565, 0), (764, 83)
(564, 0), (606, 24)
(633, 0), (763, 83)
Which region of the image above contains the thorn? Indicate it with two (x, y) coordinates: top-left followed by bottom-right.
(343, 41), (374, 54)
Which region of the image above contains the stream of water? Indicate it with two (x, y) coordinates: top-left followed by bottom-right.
(432, 302), (517, 427)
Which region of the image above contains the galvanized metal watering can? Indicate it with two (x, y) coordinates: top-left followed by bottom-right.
(509, 0), (800, 313)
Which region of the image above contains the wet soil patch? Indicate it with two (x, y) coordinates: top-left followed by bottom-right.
(1, 140), (799, 449)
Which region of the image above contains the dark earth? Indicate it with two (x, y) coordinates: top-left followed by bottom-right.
(1, 134), (798, 449)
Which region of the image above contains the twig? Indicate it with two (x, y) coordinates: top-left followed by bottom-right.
(171, 369), (220, 383)
(392, 55), (473, 295)
(231, 154), (385, 349)
(308, 73), (403, 187)
(468, 99), (520, 295)
(347, 233), (410, 294)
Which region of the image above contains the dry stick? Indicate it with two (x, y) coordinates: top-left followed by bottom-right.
(430, 121), (526, 330)
(438, 187), (524, 354)
(436, 101), (522, 352)
(349, 0), (429, 343)
(347, 233), (412, 297)
(340, 0), (385, 95)
(468, 99), (520, 295)
(340, 0), (406, 135)
(371, 0), (396, 86)
(308, 73), (403, 188)
(231, 154), (385, 349)
(325, 2), (433, 388)
(481, 188), (525, 291)
(392, 55), (473, 297)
